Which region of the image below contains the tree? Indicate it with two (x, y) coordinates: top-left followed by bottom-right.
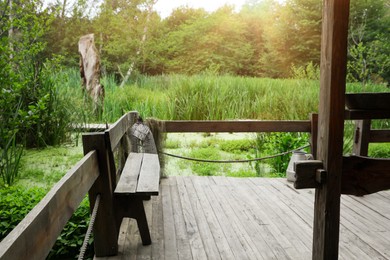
(162, 6), (253, 75)
(347, 0), (390, 84)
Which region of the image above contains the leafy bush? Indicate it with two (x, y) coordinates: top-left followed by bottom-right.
(253, 133), (309, 176)
(0, 186), (46, 240)
(47, 198), (93, 260)
(0, 186), (93, 259)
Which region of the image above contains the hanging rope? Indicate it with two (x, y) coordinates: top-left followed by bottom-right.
(78, 194), (101, 260)
(159, 144), (310, 163)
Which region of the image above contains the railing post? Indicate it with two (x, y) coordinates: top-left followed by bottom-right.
(352, 119), (371, 156)
(310, 113), (318, 159)
(83, 133), (118, 257)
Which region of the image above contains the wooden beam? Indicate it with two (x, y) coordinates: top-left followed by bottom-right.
(313, 0), (350, 259)
(0, 151), (99, 260)
(294, 160), (324, 189)
(341, 156), (390, 196)
(344, 109), (390, 120)
(369, 129), (390, 143)
(294, 156), (390, 196)
(352, 120), (371, 156)
(83, 133), (118, 257)
(310, 114), (318, 159)
(105, 112), (131, 151)
(163, 120), (311, 133)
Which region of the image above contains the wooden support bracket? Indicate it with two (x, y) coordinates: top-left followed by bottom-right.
(341, 156), (390, 196)
(294, 160), (325, 189)
(294, 156), (390, 196)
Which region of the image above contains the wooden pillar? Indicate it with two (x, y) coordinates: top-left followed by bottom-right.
(352, 120), (371, 156)
(313, 0), (350, 259)
(83, 133), (118, 256)
(310, 114), (318, 159)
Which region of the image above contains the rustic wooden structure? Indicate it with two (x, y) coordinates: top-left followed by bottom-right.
(1, 0), (390, 259)
(79, 33), (104, 113)
(95, 176), (390, 260)
(292, 1), (390, 259)
(114, 152), (160, 246)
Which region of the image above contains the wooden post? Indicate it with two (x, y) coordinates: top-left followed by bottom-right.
(310, 114), (318, 159)
(352, 120), (370, 156)
(313, 0), (350, 259)
(83, 133), (118, 256)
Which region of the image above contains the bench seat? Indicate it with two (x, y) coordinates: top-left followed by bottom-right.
(115, 153), (160, 196)
(114, 152), (160, 245)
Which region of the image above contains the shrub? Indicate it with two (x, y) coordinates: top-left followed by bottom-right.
(0, 186), (46, 240)
(47, 197), (93, 260)
(253, 133), (309, 176)
(0, 186), (93, 259)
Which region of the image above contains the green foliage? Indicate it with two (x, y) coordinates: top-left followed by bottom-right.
(348, 0), (390, 84)
(0, 134), (23, 186)
(368, 143), (390, 158)
(0, 186), (46, 240)
(0, 186), (93, 259)
(47, 198), (93, 260)
(219, 139), (254, 154)
(186, 148), (221, 176)
(18, 146), (83, 188)
(253, 133), (309, 176)
(291, 62), (320, 80)
(226, 169), (257, 178)
(56, 70), (388, 124)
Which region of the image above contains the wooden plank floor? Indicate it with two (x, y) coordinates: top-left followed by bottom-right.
(95, 176), (390, 260)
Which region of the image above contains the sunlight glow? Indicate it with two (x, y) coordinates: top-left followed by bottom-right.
(154, 0), (246, 18)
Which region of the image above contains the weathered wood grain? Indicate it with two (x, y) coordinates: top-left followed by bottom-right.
(83, 133), (118, 257)
(105, 177), (390, 260)
(115, 153), (143, 194)
(314, 0), (350, 258)
(105, 112), (131, 151)
(137, 153), (160, 195)
(0, 151), (99, 260)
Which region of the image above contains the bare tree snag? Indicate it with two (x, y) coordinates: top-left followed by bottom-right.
(79, 34), (104, 114)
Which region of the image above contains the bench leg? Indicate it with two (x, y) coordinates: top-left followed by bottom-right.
(132, 198), (152, 245)
(115, 196), (152, 246)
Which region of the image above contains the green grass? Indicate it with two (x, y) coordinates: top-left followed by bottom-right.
(17, 145), (83, 189)
(369, 143), (390, 158)
(58, 69), (389, 123)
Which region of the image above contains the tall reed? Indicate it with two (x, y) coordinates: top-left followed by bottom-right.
(57, 69), (389, 123)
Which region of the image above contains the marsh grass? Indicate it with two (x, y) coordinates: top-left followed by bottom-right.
(58, 69), (389, 124)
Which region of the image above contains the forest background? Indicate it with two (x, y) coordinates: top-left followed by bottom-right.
(0, 0), (389, 257)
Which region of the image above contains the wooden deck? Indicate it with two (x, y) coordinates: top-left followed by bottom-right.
(96, 176), (390, 260)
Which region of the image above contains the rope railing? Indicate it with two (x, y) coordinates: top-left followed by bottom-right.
(159, 144), (310, 163)
(78, 194), (101, 260)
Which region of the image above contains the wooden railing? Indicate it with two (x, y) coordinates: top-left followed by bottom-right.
(0, 112), (139, 259)
(0, 151), (100, 259)
(2, 109), (388, 259)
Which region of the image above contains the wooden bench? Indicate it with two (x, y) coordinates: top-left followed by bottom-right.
(114, 152), (160, 245)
